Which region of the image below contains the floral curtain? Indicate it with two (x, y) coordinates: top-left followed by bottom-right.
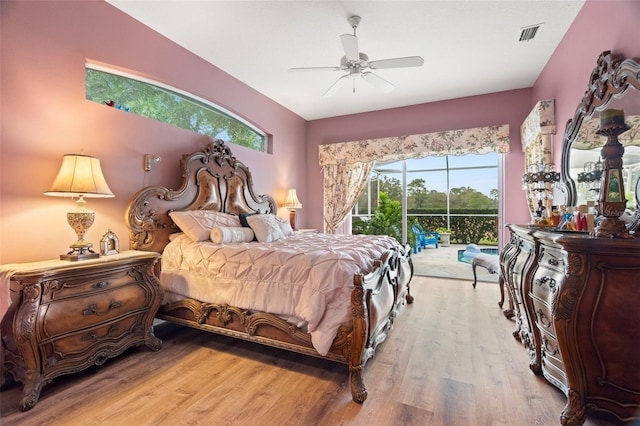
(322, 160), (374, 234)
(318, 124), (510, 233)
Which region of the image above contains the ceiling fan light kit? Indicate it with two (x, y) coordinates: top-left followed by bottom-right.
(289, 15), (424, 96)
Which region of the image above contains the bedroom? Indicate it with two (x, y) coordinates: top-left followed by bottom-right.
(1, 0), (638, 424)
(0, 0), (636, 264)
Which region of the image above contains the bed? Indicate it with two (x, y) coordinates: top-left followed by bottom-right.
(125, 139), (414, 402)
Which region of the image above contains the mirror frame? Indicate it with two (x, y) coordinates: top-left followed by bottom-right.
(559, 50), (640, 230)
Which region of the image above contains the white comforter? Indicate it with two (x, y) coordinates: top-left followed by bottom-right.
(160, 232), (401, 355)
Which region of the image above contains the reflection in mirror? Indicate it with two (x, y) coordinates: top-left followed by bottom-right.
(570, 115), (640, 211)
(559, 51), (640, 232)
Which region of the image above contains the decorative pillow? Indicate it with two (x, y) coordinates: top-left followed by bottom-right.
(246, 214), (285, 243)
(210, 226), (255, 244)
(169, 210), (241, 242)
(239, 211), (259, 227)
(274, 215), (294, 236)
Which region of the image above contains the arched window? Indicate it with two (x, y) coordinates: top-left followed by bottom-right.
(85, 63), (269, 152)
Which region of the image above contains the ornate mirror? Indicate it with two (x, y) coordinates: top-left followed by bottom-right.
(559, 51), (640, 230)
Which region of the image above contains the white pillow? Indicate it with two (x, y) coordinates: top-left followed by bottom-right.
(169, 210), (241, 242)
(210, 226), (255, 244)
(246, 214), (285, 242)
(274, 215), (294, 236)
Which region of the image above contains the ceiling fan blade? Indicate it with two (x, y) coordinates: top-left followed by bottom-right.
(340, 34), (360, 62)
(288, 66), (343, 72)
(361, 72), (395, 93)
(323, 75), (350, 97)
(368, 56), (424, 70)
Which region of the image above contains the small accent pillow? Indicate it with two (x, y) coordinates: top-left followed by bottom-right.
(274, 215), (294, 236)
(246, 214), (285, 243)
(239, 211), (259, 227)
(169, 210), (241, 242)
(210, 226), (255, 244)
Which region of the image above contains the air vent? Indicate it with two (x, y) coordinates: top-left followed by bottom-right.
(519, 24), (542, 42)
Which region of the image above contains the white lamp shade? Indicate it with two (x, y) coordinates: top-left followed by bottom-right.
(282, 189), (302, 209)
(45, 154), (114, 198)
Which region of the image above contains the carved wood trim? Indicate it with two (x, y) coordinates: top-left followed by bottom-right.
(560, 50), (640, 207)
(125, 139), (277, 253)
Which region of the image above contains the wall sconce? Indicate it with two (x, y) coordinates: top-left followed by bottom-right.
(44, 154), (114, 260)
(144, 154), (161, 171)
(282, 189), (302, 230)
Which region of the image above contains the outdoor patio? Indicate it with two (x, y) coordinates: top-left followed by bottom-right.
(411, 243), (500, 284)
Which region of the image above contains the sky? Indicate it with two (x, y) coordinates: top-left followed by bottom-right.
(375, 153), (499, 196)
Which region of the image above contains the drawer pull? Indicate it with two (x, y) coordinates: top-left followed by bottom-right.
(536, 276), (556, 289)
(82, 331), (98, 341)
(536, 308), (552, 328)
(92, 281), (110, 289)
(542, 336), (559, 356)
(81, 324), (119, 341)
(82, 300), (123, 316)
(548, 258), (559, 266)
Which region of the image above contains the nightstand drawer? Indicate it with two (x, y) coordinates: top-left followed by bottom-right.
(40, 312), (147, 372)
(40, 282), (147, 338)
(39, 262), (147, 303)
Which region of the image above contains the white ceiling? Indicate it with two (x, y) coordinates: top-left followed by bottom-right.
(107, 0), (586, 121)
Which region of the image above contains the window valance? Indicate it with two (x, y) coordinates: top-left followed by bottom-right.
(520, 99), (556, 150)
(318, 124), (510, 166)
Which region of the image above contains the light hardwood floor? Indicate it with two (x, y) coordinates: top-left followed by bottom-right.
(1, 277), (618, 426)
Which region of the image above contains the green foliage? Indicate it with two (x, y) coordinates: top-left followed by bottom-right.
(355, 192), (402, 242)
(85, 68), (265, 151)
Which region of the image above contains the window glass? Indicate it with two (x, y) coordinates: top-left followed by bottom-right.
(85, 65), (268, 152)
(354, 153), (499, 245)
(405, 156), (447, 170)
(407, 170), (447, 210)
(448, 152), (497, 168)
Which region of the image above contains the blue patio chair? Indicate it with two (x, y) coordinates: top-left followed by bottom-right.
(411, 223), (439, 250)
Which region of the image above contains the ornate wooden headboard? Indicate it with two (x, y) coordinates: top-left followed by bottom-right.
(125, 139), (276, 253)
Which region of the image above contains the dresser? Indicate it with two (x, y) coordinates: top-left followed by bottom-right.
(501, 225), (640, 425)
(0, 251), (163, 411)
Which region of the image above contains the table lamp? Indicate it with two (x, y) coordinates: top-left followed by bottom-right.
(282, 188), (302, 230)
(45, 154), (114, 260)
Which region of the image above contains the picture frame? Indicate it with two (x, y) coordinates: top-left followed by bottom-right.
(100, 229), (120, 255)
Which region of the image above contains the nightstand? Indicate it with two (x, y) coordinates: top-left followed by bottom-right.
(0, 251), (163, 411)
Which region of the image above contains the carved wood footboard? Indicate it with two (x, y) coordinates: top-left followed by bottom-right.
(155, 243), (413, 402)
(125, 139), (414, 403)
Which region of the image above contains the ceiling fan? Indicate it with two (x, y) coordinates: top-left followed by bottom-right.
(288, 15), (424, 97)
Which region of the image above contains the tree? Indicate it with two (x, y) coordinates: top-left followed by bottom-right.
(407, 178), (428, 208)
(85, 69), (264, 150)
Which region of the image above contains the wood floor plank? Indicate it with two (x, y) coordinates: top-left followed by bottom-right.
(1, 277), (618, 425)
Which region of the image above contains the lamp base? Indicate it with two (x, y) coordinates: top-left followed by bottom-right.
(289, 209), (297, 230)
(60, 245), (99, 261)
(595, 217), (633, 239)
(60, 252), (100, 261)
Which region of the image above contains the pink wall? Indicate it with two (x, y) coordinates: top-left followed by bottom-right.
(533, 0), (640, 168)
(0, 1), (307, 264)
